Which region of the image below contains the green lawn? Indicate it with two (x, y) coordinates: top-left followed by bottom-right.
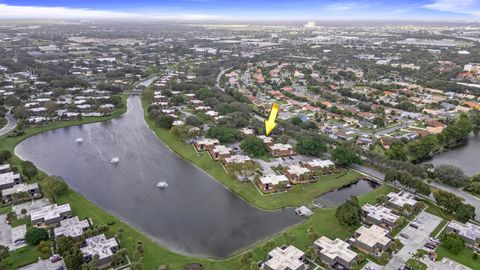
(430, 219), (448, 238)
(1, 246), (43, 269)
(406, 259), (428, 270)
(436, 246), (480, 270)
(10, 217), (29, 227)
(142, 98), (363, 210)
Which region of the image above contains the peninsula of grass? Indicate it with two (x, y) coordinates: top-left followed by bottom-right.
(436, 245), (479, 270)
(406, 259), (428, 270)
(142, 99), (362, 210)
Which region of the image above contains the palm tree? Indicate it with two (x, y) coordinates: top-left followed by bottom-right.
(412, 250), (426, 267)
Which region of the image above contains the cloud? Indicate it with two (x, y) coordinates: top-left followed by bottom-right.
(0, 4), (223, 20)
(324, 3), (359, 12)
(423, 0), (480, 17)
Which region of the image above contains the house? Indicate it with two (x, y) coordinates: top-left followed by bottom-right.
(263, 245), (306, 270)
(284, 165), (311, 184)
(258, 135), (274, 146)
(361, 204), (400, 230)
(222, 155), (253, 165)
(81, 234), (119, 269)
(445, 220), (480, 247)
(0, 164), (10, 174)
(258, 174), (290, 192)
(2, 183), (42, 204)
(208, 145), (232, 160)
(30, 204), (72, 226)
(386, 191), (418, 211)
(313, 236), (358, 270)
(378, 136), (400, 150)
(304, 159), (335, 174)
(268, 144), (296, 157)
(54, 216), (91, 241)
(241, 128), (255, 137)
(353, 225), (392, 254)
(0, 171), (21, 190)
(194, 138), (220, 151)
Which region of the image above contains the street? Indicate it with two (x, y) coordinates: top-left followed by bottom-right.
(0, 110), (17, 136)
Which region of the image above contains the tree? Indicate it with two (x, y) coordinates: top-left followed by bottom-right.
(306, 246), (317, 261)
(240, 137), (267, 157)
(0, 245), (9, 263)
(43, 176), (68, 202)
(56, 236), (76, 256)
(64, 247), (83, 270)
(456, 203), (476, 222)
(21, 161), (38, 180)
(37, 241), (51, 258)
(296, 135), (326, 157)
(25, 227), (49, 246)
(434, 190), (462, 213)
(335, 196), (362, 228)
(386, 142), (408, 161)
(442, 233), (464, 254)
(408, 135), (439, 161)
(240, 251), (253, 266)
(171, 125), (200, 141)
(0, 150), (12, 164)
(206, 126), (241, 143)
(433, 164), (470, 188)
(155, 114), (174, 129)
(332, 144), (360, 166)
(262, 241), (275, 252)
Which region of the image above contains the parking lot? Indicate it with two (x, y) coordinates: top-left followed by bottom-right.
(18, 258), (65, 270)
(422, 257), (472, 270)
(0, 214), (27, 251)
(363, 211), (443, 270)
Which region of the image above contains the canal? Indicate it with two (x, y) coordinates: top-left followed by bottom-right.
(15, 95), (302, 258)
(314, 179), (380, 208)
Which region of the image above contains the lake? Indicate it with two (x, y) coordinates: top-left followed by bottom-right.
(15, 95), (302, 258)
(425, 133), (480, 176)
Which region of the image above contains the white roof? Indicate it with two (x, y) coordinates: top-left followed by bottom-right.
(224, 154), (251, 164)
(0, 172), (20, 185)
(81, 234), (118, 260)
(2, 183), (39, 196)
(287, 165), (310, 176)
(30, 204), (71, 222)
(260, 174), (289, 185)
(265, 245), (305, 270)
(386, 191), (417, 208)
(212, 145), (232, 154)
(196, 138), (219, 145)
(54, 216), (90, 238)
(306, 159), (335, 168)
(447, 220), (480, 242)
(270, 143), (294, 151)
(355, 225), (391, 249)
(362, 203), (399, 224)
(257, 135), (273, 144)
(314, 236), (357, 263)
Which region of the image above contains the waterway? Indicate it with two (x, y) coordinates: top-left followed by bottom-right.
(314, 179), (380, 207)
(15, 95), (301, 258)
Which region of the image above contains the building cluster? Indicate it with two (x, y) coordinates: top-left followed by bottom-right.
(0, 163), (42, 204)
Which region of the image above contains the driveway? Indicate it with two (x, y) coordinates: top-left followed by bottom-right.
(383, 211), (443, 269)
(0, 214), (27, 250)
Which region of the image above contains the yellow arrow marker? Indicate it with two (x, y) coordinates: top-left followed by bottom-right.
(265, 103), (279, 136)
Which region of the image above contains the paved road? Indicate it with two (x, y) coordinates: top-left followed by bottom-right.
(215, 67), (233, 92)
(0, 110), (17, 136)
(351, 164), (480, 221)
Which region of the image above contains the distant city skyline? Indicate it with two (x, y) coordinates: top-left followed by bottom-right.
(0, 0), (478, 21)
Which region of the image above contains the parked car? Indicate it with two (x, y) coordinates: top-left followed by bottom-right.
(409, 223), (419, 229)
(400, 233), (409, 239)
(50, 254), (62, 263)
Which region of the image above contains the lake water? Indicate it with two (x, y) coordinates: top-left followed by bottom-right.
(425, 133), (480, 176)
(314, 179), (380, 207)
(15, 95), (301, 258)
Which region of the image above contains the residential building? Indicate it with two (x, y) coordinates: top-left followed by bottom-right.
(54, 216), (91, 241)
(361, 203), (400, 230)
(353, 225), (392, 254)
(0, 171), (21, 190)
(284, 165), (311, 184)
(258, 135), (274, 146)
(222, 155), (253, 165)
(304, 159), (335, 174)
(81, 234), (119, 269)
(209, 145), (232, 160)
(1, 183), (42, 203)
(313, 236), (358, 270)
(258, 174), (289, 192)
(445, 220), (480, 247)
(30, 203), (72, 226)
(268, 144), (296, 157)
(386, 191), (417, 211)
(194, 138), (220, 151)
(263, 245), (306, 270)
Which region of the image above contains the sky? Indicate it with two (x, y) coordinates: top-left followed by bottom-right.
(0, 0), (478, 21)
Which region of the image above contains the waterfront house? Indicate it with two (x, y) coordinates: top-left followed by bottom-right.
(30, 203), (72, 226)
(268, 143), (296, 157)
(313, 236), (358, 270)
(263, 245), (306, 270)
(304, 159), (335, 174)
(222, 155), (253, 166)
(209, 145), (232, 160)
(81, 234), (119, 269)
(54, 216), (91, 241)
(283, 165), (311, 184)
(352, 225), (392, 255)
(258, 174), (290, 192)
(194, 138), (220, 151)
(0, 171), (21, 190)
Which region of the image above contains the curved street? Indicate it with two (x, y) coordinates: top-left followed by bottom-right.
(0, 110), (17, 136)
